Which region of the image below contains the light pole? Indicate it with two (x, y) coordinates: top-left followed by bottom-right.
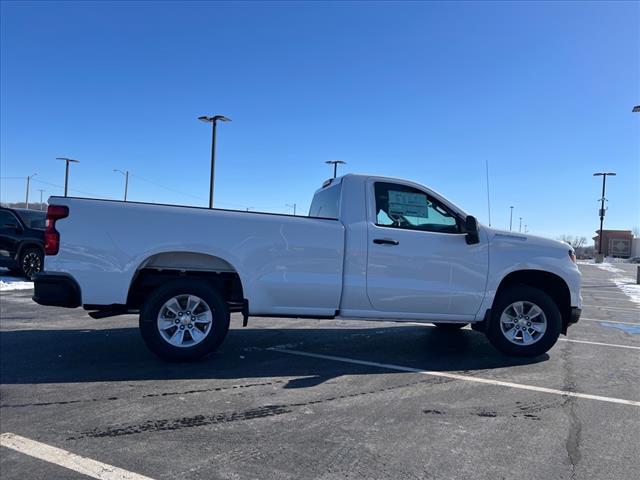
(56, 157), (80, 197)
(519, 217), (523, 233)
(113, 169), (129, 201)
(38, 189), (46, 210)
(325, 160), (346, 179)
(198, 115), (231, 208)
(286, 203), (297, 215)
(509, 206), (514, 231)
(524, 224), (528, 234)
(25, 173), (37, 209)
(593, 172), (616, 257)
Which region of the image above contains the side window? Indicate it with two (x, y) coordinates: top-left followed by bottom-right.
(374, 182), (460, 233)
(0, 211), (19, 228)
(309, 184), (341, 219)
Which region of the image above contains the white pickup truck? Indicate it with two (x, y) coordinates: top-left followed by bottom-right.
(34, 174), (582, 361)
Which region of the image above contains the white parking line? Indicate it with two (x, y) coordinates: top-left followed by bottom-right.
(582, 295), (631, 301)
(558, 338), (640, 350)
(0, 433), (154, 480)
(271, 348), (640, 407)
(583, 304), (639, 313)
(581, 317), (639, 326)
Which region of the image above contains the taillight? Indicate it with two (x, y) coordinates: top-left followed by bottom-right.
(45, 205), (69, 255)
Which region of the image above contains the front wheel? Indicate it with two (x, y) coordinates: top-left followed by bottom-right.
(139, 279), (230, 362)
(487, 286), (561, 357)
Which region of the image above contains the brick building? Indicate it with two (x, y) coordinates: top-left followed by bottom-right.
(592, 230), (634, 257)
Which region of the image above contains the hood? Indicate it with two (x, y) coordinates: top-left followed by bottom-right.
(484, 227), (573, 252)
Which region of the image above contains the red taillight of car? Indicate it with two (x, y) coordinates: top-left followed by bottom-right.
(45, 205), (69, 255)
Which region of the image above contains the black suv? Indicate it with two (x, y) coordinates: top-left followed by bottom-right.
(0, 207), (46, 278)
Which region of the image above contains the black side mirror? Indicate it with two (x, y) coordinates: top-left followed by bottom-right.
(465, 215), (480, 245)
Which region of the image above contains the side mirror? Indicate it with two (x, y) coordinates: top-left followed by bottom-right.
(465, 215), (480, 245)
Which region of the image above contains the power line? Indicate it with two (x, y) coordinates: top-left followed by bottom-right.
(30, 178), (102, 198)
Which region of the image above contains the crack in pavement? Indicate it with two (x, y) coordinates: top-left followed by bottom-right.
(69, 376), (452, 439)
(0, 380), (286, 409)
(562, 342), (582, 479)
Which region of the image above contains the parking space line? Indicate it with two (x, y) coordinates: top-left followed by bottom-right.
(558, 338), (640, 350)
(582, 304), (639, 313)
(271, 348), (640, 407)
(0, 433), (154, 480)
(581, 317), (639, 325)
(582, 295), (633, 301)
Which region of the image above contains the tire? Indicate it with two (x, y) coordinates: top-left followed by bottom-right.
(433, 322), (468, 330)
(19, 247), (43, 279)
(139, 278), (230, 362)
(487, 285), (561, 357)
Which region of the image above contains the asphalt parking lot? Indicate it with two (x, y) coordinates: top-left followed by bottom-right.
(1, 263), (639, 480)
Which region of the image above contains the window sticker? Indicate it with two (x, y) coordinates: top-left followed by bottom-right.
(388, 190), (428, 218)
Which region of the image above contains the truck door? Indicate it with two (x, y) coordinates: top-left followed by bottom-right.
(366, 181), (488, 316)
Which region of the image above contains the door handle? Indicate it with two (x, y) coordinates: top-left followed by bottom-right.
(373, 238), (399, 246)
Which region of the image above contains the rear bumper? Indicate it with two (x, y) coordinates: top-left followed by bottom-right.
(569, 307), (581, 325)
(33, 272), (81, 308)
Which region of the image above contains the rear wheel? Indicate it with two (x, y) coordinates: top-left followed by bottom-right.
(19, 247), (43, 279)
(139, 279), (230, 361)
(487, 285), (561, 357)
(432, 322), (468, 330)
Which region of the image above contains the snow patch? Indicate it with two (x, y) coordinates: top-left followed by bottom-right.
(593, 263), (640, 306)
(0, 277), (34, 291)
(613, 278), (640, 306)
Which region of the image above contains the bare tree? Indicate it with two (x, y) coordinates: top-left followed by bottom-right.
(558, 235), (587, 249)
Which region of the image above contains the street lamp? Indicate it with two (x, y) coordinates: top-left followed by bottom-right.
(593, 172), (616, 257)
(56, 157), (80, 197)
(509, 206), (514, 231)
(325, 160), (346, 179)
(25, 173), (37, 209)
(113, 169), (129, 201)
(198, 115), (231, 208)
(519, 217), (523, 233)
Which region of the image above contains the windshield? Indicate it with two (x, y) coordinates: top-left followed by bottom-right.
(16, 209), (46, 229)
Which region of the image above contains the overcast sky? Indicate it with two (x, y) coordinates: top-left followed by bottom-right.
(1, 1), (638, 240)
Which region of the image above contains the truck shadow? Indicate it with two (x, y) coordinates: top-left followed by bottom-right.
(0, 324), (548, 386)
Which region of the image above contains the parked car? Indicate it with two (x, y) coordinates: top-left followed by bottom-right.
(627, 257), (640, 264)
(33, 174), (582, 361)
(0, 207), (46, 278)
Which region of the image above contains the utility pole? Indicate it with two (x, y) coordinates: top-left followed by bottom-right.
(519, 217), (523, 233)
(485, 160), (492, 227)
(38, 189), (46, 210)
(509, 206), (514, 231)
(113, 169), (129, 201)
(56, 157), (80, 197)
(25, 173), (37, 209)
(198, 115), (231, 208)
(286, 203), (297, 215)
(593, 172), (616, 258)
(325, 160), (346, 179)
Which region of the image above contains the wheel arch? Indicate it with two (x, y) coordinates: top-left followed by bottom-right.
(17, 241), (44, 259)
(493, 269), (572, 334)
(126, 251), (246, 312)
